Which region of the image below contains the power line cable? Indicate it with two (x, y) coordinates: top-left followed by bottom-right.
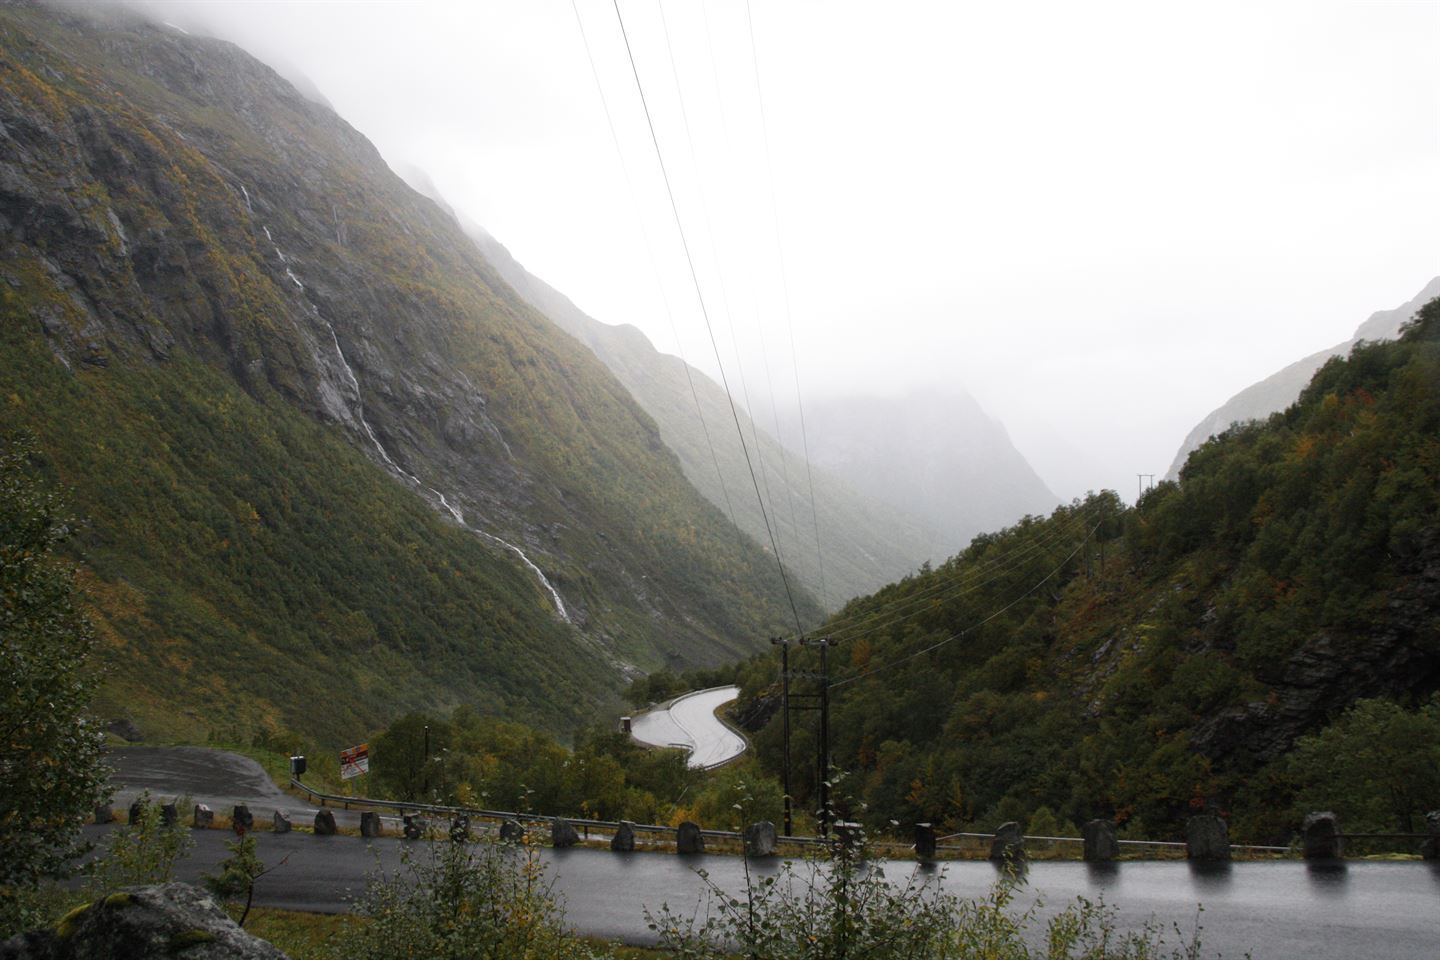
(654, 0), (792, 577)
(830, 520), (1101, 688)
(567, 0), (739, 530)
(778, 498), (1103, 643)
(610, 0), (806, 636)
(825, 509), (1099, 645)
(743, 0), (829, 609)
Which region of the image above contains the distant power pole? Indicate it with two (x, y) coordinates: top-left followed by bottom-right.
(1136, 473), (1156, 502)
(769, 636), (794, 836)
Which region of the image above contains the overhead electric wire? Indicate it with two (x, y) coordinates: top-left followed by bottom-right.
(783, 499), (1105, 644)
(824, 506), (1102, 644)
(829, 519), (1102, 688)
(610, 0), (806, 636)
(742, 0), (830, 610)
(567, 0), (739, 530)
(654, 0), (793, 577)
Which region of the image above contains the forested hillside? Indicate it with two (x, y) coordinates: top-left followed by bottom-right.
(736, 299), (1440, 842)
(0, 2), (815, 746)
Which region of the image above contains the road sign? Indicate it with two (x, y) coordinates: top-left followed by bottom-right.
(340, 743), (369, 780)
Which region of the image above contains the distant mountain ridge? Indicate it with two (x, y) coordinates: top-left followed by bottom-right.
(1168, 276), (1440, 478)
(786, 390), (1060, 560)
(0, 1), (812, 743)
(451, 215), (934, 607)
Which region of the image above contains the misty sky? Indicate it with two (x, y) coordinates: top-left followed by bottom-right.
(131, 0), (1439, 503)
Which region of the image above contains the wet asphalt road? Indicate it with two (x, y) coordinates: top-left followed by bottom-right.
(100, 747), (1440, 956)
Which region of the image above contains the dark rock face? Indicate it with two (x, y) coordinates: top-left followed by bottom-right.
(230, 806), (253, 832)
(1302, 812), (1342, 860)
(550, 818), (579, 848)
(1422, 811), (1439, 861)
(676, 821), (704, 855)
(1186, 815), (1231, 861)
(0, 882), (288, 959)
(127, 802), (144, 826)
(311, 810), (336, 836)
(93, 806), (114, 826)
(448, 816), (471, 843)
(192, 805), (213, 830)
(359, 812), (382, 838)
(610, 821), (635, 852)
(744, 821), (777, 857)
(270, 811), (290, 835)
(402, 814), (424, 841)
(498, 819), (525, 844)
(1083, 820), (1118, 862)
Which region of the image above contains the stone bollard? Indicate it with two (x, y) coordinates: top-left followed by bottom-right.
(273, 810), (292, 834)
(989, 822), (1025, 861)
(313, 809), (337, 836)
(402, 814), (425, 840)
(611, 821), (636, 852)
(449, 816), (471, 843)
(360, 812), (383, 838)
(1083, 820), (1119, 862)
(914, 822), (937, 861)
(232, 804), (254, 832)
(128, 800), (145, 825)
(193, 804), (214, 829)
(1185, 814), (1231, 861)
(1302, 812), (1343, 860)
(833, 821), (864, 852)
(1422, 811), (1440, 861)
(676, 820), (705, 855)
(94, 805), (115, 825)
(499, 819), (526, 844)
(160, 802), (178, 827)
(744, 821), (778, 857)
(552, 818), (580, 848)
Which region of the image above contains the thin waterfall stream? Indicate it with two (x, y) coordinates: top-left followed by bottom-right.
(263, 214), (571, 623)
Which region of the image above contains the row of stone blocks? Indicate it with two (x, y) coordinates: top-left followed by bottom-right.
(98, 802), (1440, 860)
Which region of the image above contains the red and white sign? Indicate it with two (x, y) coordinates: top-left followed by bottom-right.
(340, 743), (370, 780)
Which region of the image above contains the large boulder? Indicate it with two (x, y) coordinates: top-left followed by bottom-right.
(611, 821), (636, 852)
(551, 818), (580, 848)
(1082, 820), (1118, 862)
(0, 882), (288, 959)
(312, 810), (336, 836)
(1422, 811), (1440, 861)
(744, 821), (777, 857)
(1185, 815), (1231, 861)
(989, 822), (1024, 861)
(676, 821), (705, 855)
(913, 822), (937, 861)
(1302, 812), (1343, 860)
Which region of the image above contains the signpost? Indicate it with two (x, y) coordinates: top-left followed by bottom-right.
(340, 743), (369, 780)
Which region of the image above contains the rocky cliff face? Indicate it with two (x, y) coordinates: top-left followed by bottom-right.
(1167, 276), (1440, 478)
(0, 2), (814, 739)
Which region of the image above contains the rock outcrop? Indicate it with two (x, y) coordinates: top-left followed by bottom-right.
(0, 883), (288, 959)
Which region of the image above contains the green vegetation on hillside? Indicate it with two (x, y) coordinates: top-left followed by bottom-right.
(0, 2), (816, 749)
(736, 300), (1440, 844)
(1, 319), (608, 744)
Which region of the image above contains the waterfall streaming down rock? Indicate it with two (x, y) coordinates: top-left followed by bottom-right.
(264, 216), (572, 624)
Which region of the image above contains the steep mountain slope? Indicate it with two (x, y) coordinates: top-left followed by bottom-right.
(0, 3), (814, 743)
(735, 299), (1439, 841)
(786, 390), (1059, 561)
(1167, 276), (1440, 478)
(457, 219), (935, 609)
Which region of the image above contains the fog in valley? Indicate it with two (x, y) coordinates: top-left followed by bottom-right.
(124, 0), (1439, 505)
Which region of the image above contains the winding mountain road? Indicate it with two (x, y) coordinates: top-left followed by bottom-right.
(628, 685), (747, 769)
